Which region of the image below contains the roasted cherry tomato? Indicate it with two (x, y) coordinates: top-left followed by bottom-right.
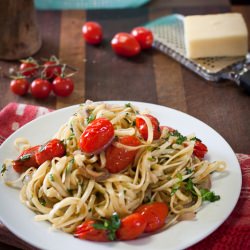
(19, 59), (38, 77)
(82, 21), (103, 45)
(116, 213), (146, 241)
(43, 61), (62, 80)
(193, 140), (208, 159)
(111, 33), (141, 57)
(136, 114), (161, 140)
(131, 27), (153, 49)
(79, 118), (114, 154)
(74, 220), (109, 242)
(30, 78), (52, 98)
(12, 145), (40, 173)
(52, 76), (74, 97)
(105, 136), (141, 173)
(35, 139), (66, 165)
(135, 202), (168, 233)
(10, 78), (29, 96)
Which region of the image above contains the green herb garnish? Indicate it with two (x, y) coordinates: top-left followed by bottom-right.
(87, 113), (95, 124)
(20, 154), (31, 161)
(66, 159), (74, 174)
(1, 164), (7, 176)
(170, 130), (187, 144)
(125, 103), (132, 108)
(200, 189), (220, 202)
(49, 173), (54, 182)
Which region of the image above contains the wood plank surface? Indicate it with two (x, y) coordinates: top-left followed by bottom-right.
(0, 1), (250, 249)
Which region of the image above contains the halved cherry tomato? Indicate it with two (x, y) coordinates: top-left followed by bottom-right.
(116, 213), (146, 241)
(111, 32), (141, 57)
(105, 136), (141, 173)
(135, 202), (168, 233)
(43, 61), (62, 80)
(74, 220), (109, 242)
(193, 140), (208, 159)
(30, 78), (52, 99)
(12, 145), (40, 173)
(35, 139), (66, 165)
(19, 60), (38, 77)
(136, 114), (161, 140)
(131, 27), (153, 49)
(79, 118), (114, 154)
(10, 78), (29, 96)
(52, 76), (74, 97)
(82, 21), (103, 45)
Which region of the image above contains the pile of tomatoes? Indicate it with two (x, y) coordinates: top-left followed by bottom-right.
(82, 21), (153, 57)
(10, 56), (75, 99)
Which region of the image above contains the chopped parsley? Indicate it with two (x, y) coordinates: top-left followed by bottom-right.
(170, 130), (187, 144)
(66, 159), (74, 174)
(147, 157), (156, 162)
(1, 164), (7, 176)
(39, 198), (46, 206)
(20, 154), (31, 161)
(200, 189), (220, 202)
(125, 103), (132, 108)
(176, 173), (183, 181)
(49, 173), (54, 182)
(171, 183), (180, 196)
(87, 113), (95, 124)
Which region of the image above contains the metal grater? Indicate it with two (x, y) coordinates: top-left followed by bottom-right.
(145, 14), (250, 94)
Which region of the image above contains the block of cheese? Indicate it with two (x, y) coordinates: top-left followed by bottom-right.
(184, 13), (248, 59)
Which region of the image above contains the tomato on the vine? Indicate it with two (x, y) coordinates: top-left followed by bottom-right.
(52, 76), (74, 97)
(35, 139), (66, 165)
(79, 118), (114, 154)
(135, 202), (168, 233)
(105, 136), (141, 173)
(10, 78), (29, 96)
(30, 78), (52, 99)
(19, 59), (38, 77)
(131, 27), (153, 49)
(193, 140), (208, 159)
(116, 213), (146, 241)
(111, 32), (141, 57)
(12, 145), (40, 173)
(82, 21), (103, 45)
(136, 114), (161, 140)
(43, 61), (61, 80)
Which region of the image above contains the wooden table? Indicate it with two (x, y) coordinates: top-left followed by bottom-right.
(0, 0), (249, 249)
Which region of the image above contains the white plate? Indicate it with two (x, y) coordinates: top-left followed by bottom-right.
(0, 101), (242, 250)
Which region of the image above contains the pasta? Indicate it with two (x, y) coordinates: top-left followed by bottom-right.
(1, 101), (226, 237)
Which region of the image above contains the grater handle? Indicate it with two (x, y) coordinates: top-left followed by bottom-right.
(239, 70), (250, 95)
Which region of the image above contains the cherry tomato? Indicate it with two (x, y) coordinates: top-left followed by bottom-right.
(30, 78), (52, 98)
(116, 213), (146, 241)
(52, 76), (74, 97)
(79, 118), (114, 154)
(105, 136), (141, 173)
(19, 60), (38, 77)
(111, 33), (141, 57)
(131, 27), (153, 49)
(35, 139), (66, 165)
(135, 202), (168, 233)
(74, 220), (109, 242)
(136, 114), (161, 140)
(10, 78), (29, 96)
(43, 61), (61, 80)
(82, 21), (103, 45)
(193, 140), (208, 159)
(12, 145), (40, 173)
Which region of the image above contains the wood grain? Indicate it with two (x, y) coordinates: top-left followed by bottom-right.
(57, 10), (86, 109)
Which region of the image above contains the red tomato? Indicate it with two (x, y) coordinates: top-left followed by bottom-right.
(116, 213), (146, 241)
(131, 27), (153, 49)
(43, 61), (62, 80)
(193, 141), (208, 159)
(10, 78), (29, 96)
(111, 33), (141, 57)
(105, 136), (141, 173)
(135, 202), (168, 233)
(79, 118), (114, 154)
(19, 60), (38, 77)
(74, 220), (109, 242)
(12, 145), (40, 173)
(136, 114), (161, 140)
(30, 78), (52, 98)
(52, 76), (74, 97)
(35, 139), (66, 165)
(82, 21), (103, 45)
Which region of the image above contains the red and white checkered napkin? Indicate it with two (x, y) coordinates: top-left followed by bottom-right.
(0, 103), (249, 249)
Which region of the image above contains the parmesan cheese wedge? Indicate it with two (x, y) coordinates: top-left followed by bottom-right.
(184, 13), (248, 59)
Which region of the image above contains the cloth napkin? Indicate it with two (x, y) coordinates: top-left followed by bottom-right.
(0, 103), (249, 249)
(35, 0), (150, 10)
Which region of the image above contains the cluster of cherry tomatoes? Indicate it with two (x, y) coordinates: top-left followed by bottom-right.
(82, 21), (153, 57)
(10, 56), (75, 99)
